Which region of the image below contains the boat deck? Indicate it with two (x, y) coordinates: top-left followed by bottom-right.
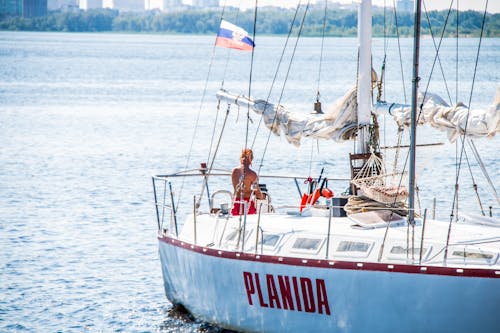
(168, 207), (500, 270)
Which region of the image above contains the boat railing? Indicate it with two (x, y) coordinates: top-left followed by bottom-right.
(152, 176), (178, 236)
(154, 174), (442, 264)
(153, 168), (352, 229)
(153, 170), (414, 252)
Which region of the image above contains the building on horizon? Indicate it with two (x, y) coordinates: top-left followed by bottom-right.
(145, 0), (183, 11)
(48, 0), (78, 11)
(396, 0), (413, 13)
(0, 0), (22, 16)
(191, 0), (218, 8)
(79, 0), (103, 10)
(103, 0), (144, 11)
(0, 0), (47, 17)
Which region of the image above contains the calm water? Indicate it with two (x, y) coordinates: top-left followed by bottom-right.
(0, 32), (498, 332)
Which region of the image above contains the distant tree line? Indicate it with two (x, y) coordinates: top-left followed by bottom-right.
(0, 8), (498, 37)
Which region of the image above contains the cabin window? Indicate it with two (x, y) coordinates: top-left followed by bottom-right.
(292, 237), (323, 251)
(450, 249), (497, 264)
(225, 229), (250, 243)
(384, 245), (432, 261)
(337, 241), (371, 253)
(390, 246), (427, 255)
(258, 234), (280, 247)
(452, 250), (494, 260)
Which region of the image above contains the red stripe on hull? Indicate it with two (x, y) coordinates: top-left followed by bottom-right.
(158, 235), (500, 279)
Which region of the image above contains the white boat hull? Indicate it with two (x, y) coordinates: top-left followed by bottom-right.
(159, 236), (500, 333)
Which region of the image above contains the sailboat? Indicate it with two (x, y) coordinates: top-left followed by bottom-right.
(153, 1), (500, 332)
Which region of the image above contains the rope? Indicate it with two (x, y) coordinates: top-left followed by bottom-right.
(344, 196), (409, 216)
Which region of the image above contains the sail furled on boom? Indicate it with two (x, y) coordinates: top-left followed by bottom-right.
(216, 87), (359, 146)
(374, 87), (500, 142)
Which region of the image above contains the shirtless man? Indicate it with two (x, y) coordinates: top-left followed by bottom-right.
(231, 148), (265, 215)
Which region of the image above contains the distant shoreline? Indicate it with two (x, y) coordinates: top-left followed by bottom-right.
(1, 30), (498, 38)
(1, 8), (498, 38)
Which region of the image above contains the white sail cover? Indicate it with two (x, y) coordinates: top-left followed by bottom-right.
(217, 86), (499, 145)
(374, 86), (500, 142)
(216, 87), (359, 146)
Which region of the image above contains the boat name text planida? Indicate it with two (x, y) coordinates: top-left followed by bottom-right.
(243, 271), (331, 315)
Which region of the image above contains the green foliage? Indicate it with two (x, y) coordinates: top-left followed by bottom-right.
(0, 8), (498, 37)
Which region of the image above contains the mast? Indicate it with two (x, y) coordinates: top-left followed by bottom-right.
(356, 0), (373, 153)
(408, 0), (423, 225)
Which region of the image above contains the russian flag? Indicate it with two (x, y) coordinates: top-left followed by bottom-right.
(216, 20), (255, 51)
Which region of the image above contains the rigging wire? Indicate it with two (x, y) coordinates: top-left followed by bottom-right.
(456, 0), (459, 105)
(392, 0), (407, 104)
(395, 0), (455, 219)
(246, 0), (259, 149)
(257, 0), (312, 176)
(463, 148), (486, 215)
(445, 0), (489, 261)
(380, 0), (401, 174)
(422, 1), (454, 106)
(257, 0), (310, 175)
(250, 2), (303, 150)
(219, 7), (243, 90)
(196, 105), (233, 208)
(308, 140), (314, 178)
(316, 0), (328, 103)
(176, 2), (229, 210)
(454, 1), (460, 219)
(208, 2), (243, 165)
(417, 0), (454, 109)
(307, 0), (329, 171)
(257, 0), (311, 174)
(200, 0), (258, 207)
(468, 139), (500, 205)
